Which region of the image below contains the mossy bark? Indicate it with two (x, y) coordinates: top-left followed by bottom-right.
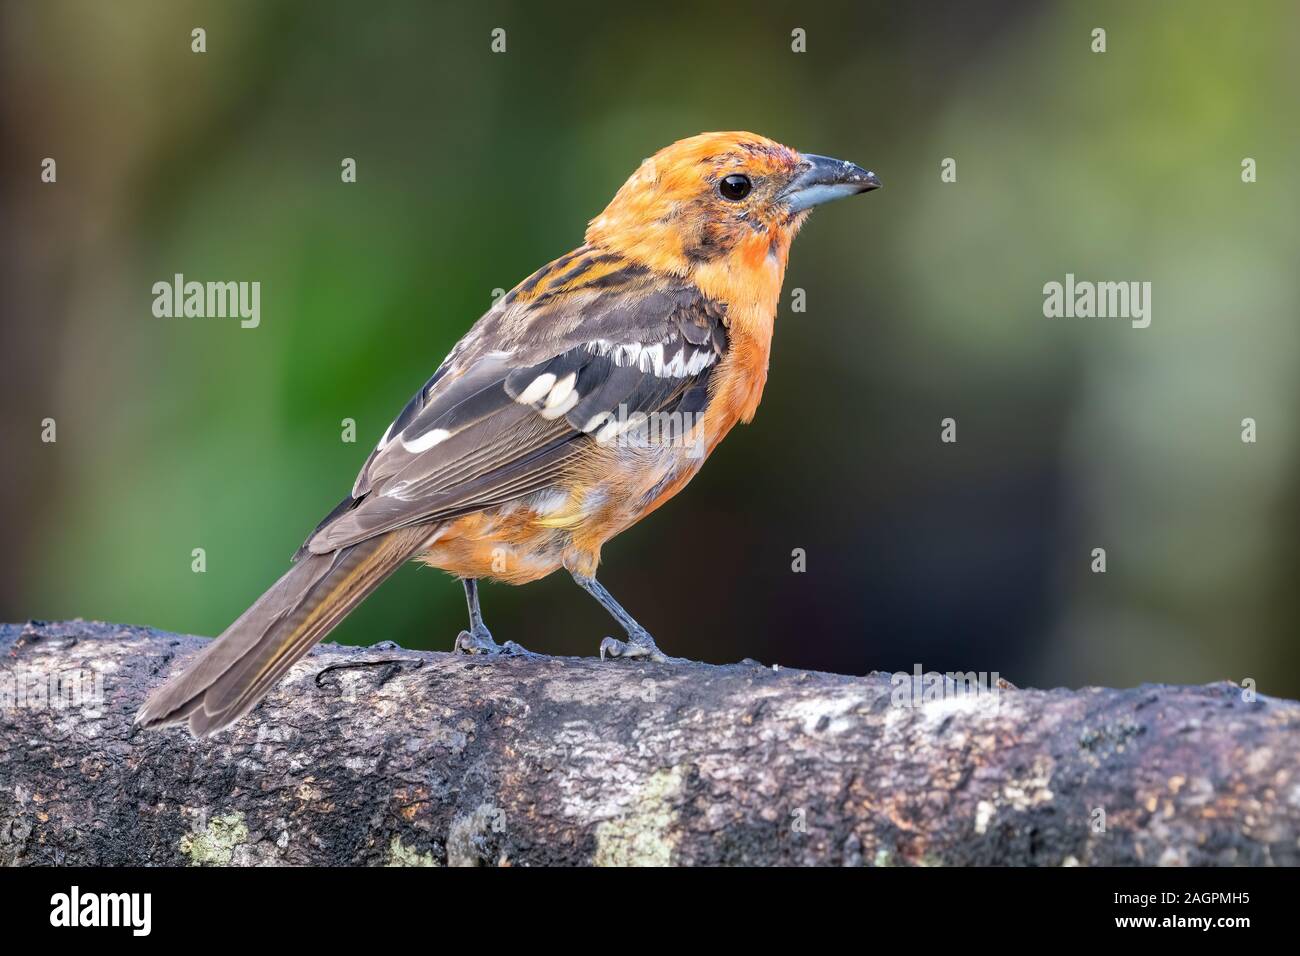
(2, 620), (1297, 866)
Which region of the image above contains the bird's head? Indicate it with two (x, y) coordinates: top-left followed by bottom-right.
(586, 131), (879, 284)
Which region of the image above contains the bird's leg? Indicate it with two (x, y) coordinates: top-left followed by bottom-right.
(569, 571), (685, 662)
(454, 579), (533, 656)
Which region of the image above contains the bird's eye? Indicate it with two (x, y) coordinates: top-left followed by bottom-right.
(719, 174), (752, 201)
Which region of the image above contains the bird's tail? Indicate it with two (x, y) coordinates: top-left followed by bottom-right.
(134, 526), (430, 738)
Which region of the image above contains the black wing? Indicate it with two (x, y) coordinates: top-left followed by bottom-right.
(297, 248), (728, 557)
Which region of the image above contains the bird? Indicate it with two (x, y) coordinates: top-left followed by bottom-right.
(135, 131), (880, 737)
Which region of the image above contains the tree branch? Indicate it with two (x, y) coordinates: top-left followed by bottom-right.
(1, 620), (1296, 866)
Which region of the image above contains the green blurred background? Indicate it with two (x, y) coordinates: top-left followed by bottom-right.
(2, 1), (1297, 695)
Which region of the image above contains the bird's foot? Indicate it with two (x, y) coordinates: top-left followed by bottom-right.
(598, 630), (686, 663)
(454, 624), (534, 657)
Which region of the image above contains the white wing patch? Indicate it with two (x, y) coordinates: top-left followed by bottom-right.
(539, 388), (580, 420)
(510, 340), (715, 421)
(401, 428), (451, 453)
(513, 369), (583, 416)
(584, 338), (717, 378)
(515, 372), (556, 405)
(544, 372), (577, 409)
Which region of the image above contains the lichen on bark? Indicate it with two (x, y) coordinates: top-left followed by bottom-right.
(2, 620), (1297, 866)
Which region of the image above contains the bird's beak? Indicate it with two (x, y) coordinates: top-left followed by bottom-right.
(781, 154), (881, 212)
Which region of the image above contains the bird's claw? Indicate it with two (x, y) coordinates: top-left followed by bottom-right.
(455, 627), (536, 657)
(598, 634), (682, 663)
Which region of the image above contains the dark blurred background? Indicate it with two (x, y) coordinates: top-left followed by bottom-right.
(2, 1), (1297, 696)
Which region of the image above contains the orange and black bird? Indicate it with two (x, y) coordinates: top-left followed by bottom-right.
(135, 131), (879, 737)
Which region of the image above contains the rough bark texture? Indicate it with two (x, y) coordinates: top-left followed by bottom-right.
(1, 619), (1297, 866)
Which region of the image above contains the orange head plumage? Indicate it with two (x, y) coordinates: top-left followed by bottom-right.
(586, 131), (879, 286)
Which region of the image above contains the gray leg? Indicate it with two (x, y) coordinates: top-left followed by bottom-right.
(569, 571), (683, 662)
(453, 579), (532, 656)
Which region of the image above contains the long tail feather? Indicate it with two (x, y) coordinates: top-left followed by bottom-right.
(134, 526), (429, 738)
